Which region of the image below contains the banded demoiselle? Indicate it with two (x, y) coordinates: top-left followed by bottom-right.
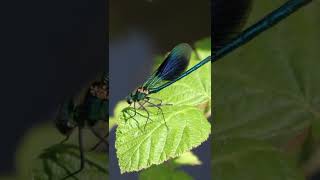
(55, 74), (108, 179)
(125, 0), (312, 128)
(126, 43), (194, 128)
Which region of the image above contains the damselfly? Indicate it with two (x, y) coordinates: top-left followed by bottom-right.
(125, 0), (312, 128)
(55, 74), (108, 180)
(126, 43), (193, 128)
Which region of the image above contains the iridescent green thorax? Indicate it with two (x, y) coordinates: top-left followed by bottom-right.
(82, 80), (108, 125)
(126, 87), (149, 104)
(55, 79), (108, 133)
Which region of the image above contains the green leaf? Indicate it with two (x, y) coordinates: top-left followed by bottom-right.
(113, 101), (130, 121)
(298, 128), (315, 165)
(139, 151), (201, 180)
(213, 1), (320, 179)
(13, 122), (108, 180)
(16, 124), (65, 180)
(213, 139), (305, 180)
(32, 144), (108, 180)
(116, 105), (210, 173)
(114, 38), (211, 173)
(213, 1), (320, 145)
(109, 117), (117, 130)
(0, 176), (16, 180)
(194, 37), (211, 60)
(109, 101), (130, 130)
(173, 151), (201, 166)
(139, 163), (193, 180)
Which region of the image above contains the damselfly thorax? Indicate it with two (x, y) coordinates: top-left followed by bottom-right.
(126, 87), (149, 105)
(126, 86), (170, 130)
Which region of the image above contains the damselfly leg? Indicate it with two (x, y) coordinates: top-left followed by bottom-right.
(60, 135), (71, 144)
(90, 132), (109, 152)
(61, 127), (85, 180)
(88, 126), (109, 152)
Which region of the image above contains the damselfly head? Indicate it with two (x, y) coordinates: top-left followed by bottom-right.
(126, 94), (133, 105)
(55, 99), (77, 135)
(90, 82), (108, 100)
(55, 120), (76, 136)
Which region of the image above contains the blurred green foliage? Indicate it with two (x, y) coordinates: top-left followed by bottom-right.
(213, 1), (320, 179)
(0, 122), (108, 180)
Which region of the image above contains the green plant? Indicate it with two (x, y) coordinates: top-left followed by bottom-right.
(213, 1), (320, 179)
(28, 123), (108, 180)
(110, 38), (211, 176)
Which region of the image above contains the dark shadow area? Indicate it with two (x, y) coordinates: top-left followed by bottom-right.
(0, 0), (106, 175)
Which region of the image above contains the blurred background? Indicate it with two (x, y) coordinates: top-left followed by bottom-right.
(0, 0), (106, 179)
(213, 1), (320, 180)
(109, 0), (211, 179)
